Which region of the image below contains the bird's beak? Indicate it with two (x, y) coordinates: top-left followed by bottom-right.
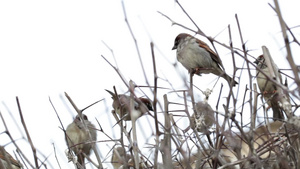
(172, 45), (177, 50)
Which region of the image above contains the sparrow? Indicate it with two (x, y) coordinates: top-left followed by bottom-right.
(111, 147), (149, 169)
(65, 114), (97, 168)
(288, 116), (300, 131)
(105, 89), (153, 121)
(172, 33), (237, 86)
(254, 54), (286, 120)
(0, 146), (22, 169)
(190, 101), (215, 133)
(111, 147), (130, 169)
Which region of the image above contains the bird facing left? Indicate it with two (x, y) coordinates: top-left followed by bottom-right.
(172, 33), (238, 86)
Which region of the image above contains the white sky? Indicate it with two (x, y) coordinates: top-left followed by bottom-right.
(0, 0), (299, 168)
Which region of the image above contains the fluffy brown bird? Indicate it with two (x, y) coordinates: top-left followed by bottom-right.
(0, 146), (22, 169)
(65, 114), (97, 168)
(111, 147), (149, 169)
(254, 54), (286, 120)
(190, 101), (215, 133)
(111, 147), (130, 169)
(172, 33), (237, 86)
(105, 89), (153, 121)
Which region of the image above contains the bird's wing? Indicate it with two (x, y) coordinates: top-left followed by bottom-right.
(0, 148), (22, 168)
(196, 39), (224, 70)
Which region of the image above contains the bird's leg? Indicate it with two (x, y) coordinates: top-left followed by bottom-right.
(263, 90), (277, 95)
(77, 151), (86, 169)
(188, 68), (197, 75)
(191, 67), (213, 75)
(262, 91), (269, 96)
(194, 67), (201, 75)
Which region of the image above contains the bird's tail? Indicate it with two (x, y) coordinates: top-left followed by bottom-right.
(105, 89), (118, 100)
(76, 153), (86, 169)
(222, 74), (238, 87)
(271, 97), (284, 120)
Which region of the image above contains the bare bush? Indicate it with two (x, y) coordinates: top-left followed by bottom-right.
(0, 0), (299, 169)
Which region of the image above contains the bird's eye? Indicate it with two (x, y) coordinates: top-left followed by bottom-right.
(75, 114), (88, 121)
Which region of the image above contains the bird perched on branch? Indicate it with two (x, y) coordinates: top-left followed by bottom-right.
(65, 114), (97, 168)
(111, 147), (130, 169)
(190, 101), (215, 133)
(111, 146), (149, 169)
(0, 146), (22, 169)
(172, 33), (237, 86)
(254, 54), (288, 120)
(105, 89), (153, 121)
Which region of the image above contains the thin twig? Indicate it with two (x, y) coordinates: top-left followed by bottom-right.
(122, 0), (149, 86)
(101, 55), (129, 88)
(150, 42), (161, 169)
(52, 143), (61, 169)
(129, 80), (140, 169)
(16, 97), (39, 168)
(272, 0), (300, 92)
(162, 94), (173, 168)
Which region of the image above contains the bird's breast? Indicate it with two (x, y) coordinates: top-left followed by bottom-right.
(177, 41), (213, 70)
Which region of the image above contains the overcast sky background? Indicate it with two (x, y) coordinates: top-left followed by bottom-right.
(0, 0), (299, 168)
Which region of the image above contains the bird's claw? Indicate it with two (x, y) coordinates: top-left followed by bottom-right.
(263, 90), (277, 95)
(189, 67), (202, 75)
(188, 68), (197, 74)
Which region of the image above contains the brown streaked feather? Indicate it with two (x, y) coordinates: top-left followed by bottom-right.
(137, 97), (153, 111)
(106, 89), (153, 121)
(195, 38), (224, 70)
(177, 33), (224, 70)
(0, 147), (22, 168)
